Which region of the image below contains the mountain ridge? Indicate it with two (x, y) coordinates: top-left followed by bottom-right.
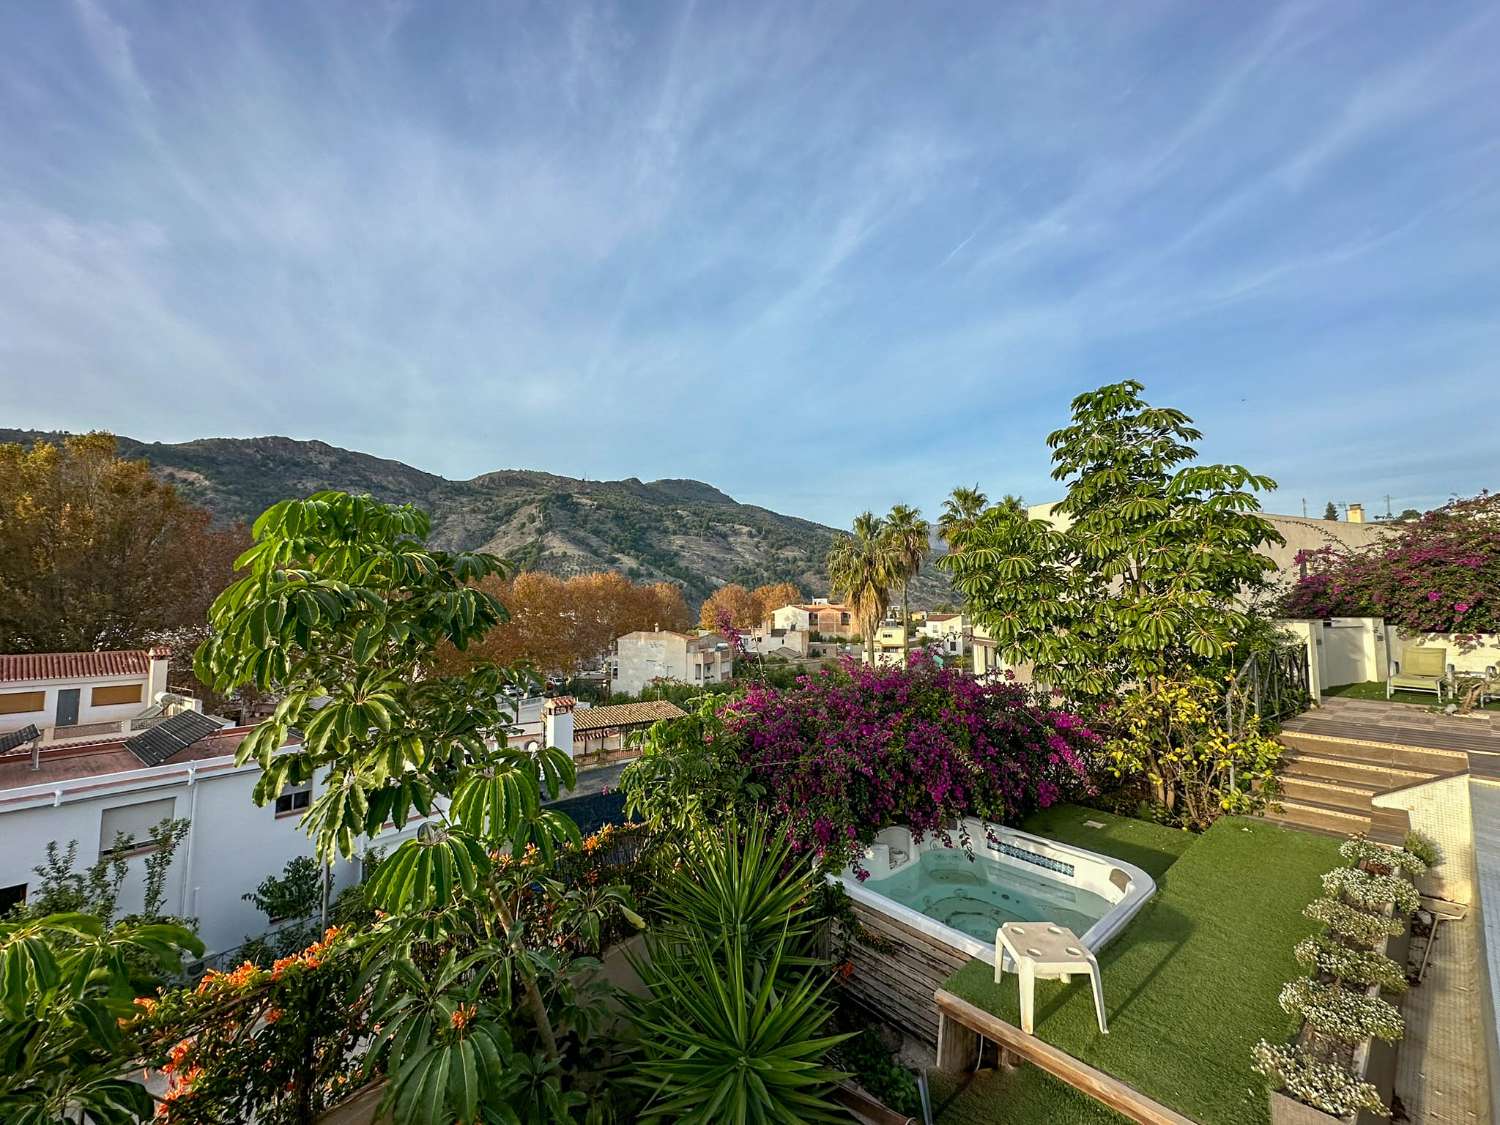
(1, 429), (951, 607)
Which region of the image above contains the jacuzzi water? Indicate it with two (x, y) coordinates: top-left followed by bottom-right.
(871, 846), (1113, 942)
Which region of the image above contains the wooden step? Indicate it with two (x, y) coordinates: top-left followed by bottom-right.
(1262, 795), (1371, 837)
(1279, 748), (1435, 788)
(1276, 774), (1375, 813)
(1369, 807), (1411, 847)
(1278, 731), (1461, 774)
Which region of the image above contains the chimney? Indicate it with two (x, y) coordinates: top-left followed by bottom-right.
(543, 696), (576, 762)
(1346, 503), (1365, 524)
(147, 646), (172, 702)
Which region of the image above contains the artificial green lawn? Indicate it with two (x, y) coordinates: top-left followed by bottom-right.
(936, 809), (1343, 1125)
(1323, 679), (1500, 711)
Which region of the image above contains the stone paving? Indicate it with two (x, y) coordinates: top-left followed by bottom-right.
(1400, 909), (1488, 1124)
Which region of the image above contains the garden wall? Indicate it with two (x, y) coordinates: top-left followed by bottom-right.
(1371, 774), (1474, 904)
(1390, 629), (1500, 676)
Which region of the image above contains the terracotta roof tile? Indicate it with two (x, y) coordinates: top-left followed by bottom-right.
(572, 700), (687, 733)
(0, 650), (153, 683)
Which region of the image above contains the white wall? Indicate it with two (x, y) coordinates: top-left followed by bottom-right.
(1393, 630), (1500, 676)
(0, 762), (382, 955)
(0, 673), (153, 733)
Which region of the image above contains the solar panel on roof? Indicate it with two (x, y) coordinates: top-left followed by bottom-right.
(0, 724), (40, 756)
(123, 711), (224, 767)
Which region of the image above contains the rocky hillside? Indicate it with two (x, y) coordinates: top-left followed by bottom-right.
(2, 430), (951, 607)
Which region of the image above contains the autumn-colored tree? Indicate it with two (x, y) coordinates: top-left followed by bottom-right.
(749, 582), (802, 624)
(698, 583), (762, 632)
(0, 434), (248, 653)
(437, 571), (694, 676)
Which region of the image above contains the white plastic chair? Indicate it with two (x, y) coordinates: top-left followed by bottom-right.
(995, 921), (1109, 1035)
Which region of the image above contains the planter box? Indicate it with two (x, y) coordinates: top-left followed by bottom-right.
(1269, 905), (1408, 1125)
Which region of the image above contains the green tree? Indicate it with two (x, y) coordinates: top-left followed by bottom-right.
(1323, 501), (1339, 521)
(826, 512), (894, 664)
(0, 434), (247, 654)
(194, 492), (594, 1119)
(883, 504), (929, 657)
(0, 912), (201, 1123)
(940, 381), (1282, 703)
(938, 486), (988, 550)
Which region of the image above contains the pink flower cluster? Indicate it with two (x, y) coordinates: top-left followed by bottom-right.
(1281, 494), (1500, 633)
(718, 653), (1098, 868)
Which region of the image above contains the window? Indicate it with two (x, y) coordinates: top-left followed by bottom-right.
(91, 683), (144, 707)
(275, 783), (312, 817)
(0, 882), (25, 915)
(100, 797), (176, 857)
(0, 691), (45, 716)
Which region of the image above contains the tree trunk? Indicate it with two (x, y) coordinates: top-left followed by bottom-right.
(491, 891), (560, 1061)
(901, 585), (911, 660)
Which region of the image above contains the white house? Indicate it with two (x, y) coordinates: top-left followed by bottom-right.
(0, 648), (175, 745)
(0, 654), (579, 958)
(610, 629), (733, 697)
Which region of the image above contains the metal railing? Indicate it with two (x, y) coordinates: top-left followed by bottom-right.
(1226, 646), (1311, 739)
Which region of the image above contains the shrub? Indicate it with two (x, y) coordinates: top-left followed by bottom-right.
(1278, 978), (1404, 1044)
(1252, 1041), (1389, 1118)
(1321, 866), (1421, 916)
(718, 655), (1097, 869)
(831, 1027), (920, 1116)
(1293, 935), (1407, 993)
(1338, 836), (1426, 879)
(1403, 830), (1442, 869)
(1304, 896), (1405, 948)
(1099, 675), (1283, 829)
(1278, 490), (1500, 633)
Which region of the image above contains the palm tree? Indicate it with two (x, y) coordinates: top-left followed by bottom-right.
(827, 512), (893, 665)
(938, 486), (988, 552)
(884, 504), (929, 657)
(996, 493), (1026, 516)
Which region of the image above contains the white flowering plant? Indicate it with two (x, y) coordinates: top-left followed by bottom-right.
(1338, 836), (1425, 879)
(1252, 1041), (1388, 1118)
(1278, 978), (1404, 1044)
(1304, 896), (1405, 948)
(1293, 934), (1407, 993)
(1321, 866), (1420, 916)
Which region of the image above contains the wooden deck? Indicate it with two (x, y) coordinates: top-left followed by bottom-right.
(1285, 696), (1500, 776)
(934, 990), (1196, 1125)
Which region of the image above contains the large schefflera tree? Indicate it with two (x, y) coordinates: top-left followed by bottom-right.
(941, 381), (1283, 702)
(194, 492), (587, 1123)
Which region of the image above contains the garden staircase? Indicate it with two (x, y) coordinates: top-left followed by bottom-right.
(1265, 698), (1470, 843)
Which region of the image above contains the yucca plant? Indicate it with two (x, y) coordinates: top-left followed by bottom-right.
(627, 927), (850, 1123)
(623, 814), (851, 1122)
(654, 814), (817, 969)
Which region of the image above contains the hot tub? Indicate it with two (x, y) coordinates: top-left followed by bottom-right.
(833, 817), (1156, 967)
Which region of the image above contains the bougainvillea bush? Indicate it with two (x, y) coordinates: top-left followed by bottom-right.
(1280, 491), (1500, 632)
(718, 655), (1098, 870)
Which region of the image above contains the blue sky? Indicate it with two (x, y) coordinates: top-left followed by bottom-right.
(2, 1), (1498, 527)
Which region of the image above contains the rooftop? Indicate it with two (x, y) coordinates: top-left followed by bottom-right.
(936, 807), (1342, 1125)
(572, 700), (687, 733)
(0, 726), (256, 798)
(0, 648), (161, 683)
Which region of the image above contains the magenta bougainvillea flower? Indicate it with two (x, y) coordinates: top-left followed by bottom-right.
(1279, 492), (1499, 633)
(717, 653), (1097, 869)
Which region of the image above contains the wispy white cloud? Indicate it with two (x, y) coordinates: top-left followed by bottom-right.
(0, 0), (1496, 525)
